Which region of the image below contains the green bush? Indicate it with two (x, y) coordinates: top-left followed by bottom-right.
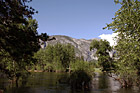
(70, 60), (94, 73)
(69, 70), (92, 90)
(33, 43), (75, 72)
(69, 60), (94, 90)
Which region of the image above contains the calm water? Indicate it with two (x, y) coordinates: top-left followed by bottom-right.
(0, 72), (140, 93)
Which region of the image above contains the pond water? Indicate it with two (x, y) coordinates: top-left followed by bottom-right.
(0, 72), (140, 93)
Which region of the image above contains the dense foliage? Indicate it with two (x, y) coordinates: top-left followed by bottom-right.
(90, 39), (114, 71)
(0, 0), (39, 61)
(3, 0), (140, 90)
(0, 0), (39, 84)
(70, 59), (94, 73)
(104, 0), (140, 88)
(69, 70), (92, 90)
(69, 59), (94, 90)
(33, 43), (76, 72)
(0, 0), (49, 85)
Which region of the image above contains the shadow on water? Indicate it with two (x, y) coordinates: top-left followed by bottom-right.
(0, 72), (140, 93)
(91, 72), (140, 93)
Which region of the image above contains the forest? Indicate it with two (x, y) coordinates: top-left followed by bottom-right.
(1, 0), (140, 93)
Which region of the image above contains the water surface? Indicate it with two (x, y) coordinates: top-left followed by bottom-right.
(0, 72), (139, 93)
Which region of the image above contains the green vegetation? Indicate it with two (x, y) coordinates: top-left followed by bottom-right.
(0, 0), (49, 86)
(2, 0), (140, 91)
(90, 39), (114, 72)
(0, 1), (94, 90)
(69, 60), (94, 90)
(33, 43), (94, 73)
(0, 0), (40, 86)
(70, 60), (94, 73)
(0, 0), (39, 61)
(33, 43), (75, 72)
(69, 70), (92, 90)
(103, 0), (140, 88)
(33, 43), (95, 90)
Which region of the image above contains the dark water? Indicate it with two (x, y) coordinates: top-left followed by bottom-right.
(0, 72), (140, 93)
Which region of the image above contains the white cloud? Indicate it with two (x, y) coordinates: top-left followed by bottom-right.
(99, 33), (118, 46)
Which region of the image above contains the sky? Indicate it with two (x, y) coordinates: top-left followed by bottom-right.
(28, 0), (120, 44)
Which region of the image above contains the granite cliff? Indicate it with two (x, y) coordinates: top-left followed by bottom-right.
(40, 35), (100, 61)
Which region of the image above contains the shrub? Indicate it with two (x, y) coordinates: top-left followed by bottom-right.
(69, 70), (92, 90)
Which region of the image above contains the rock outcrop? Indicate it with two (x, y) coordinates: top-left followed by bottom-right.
(41, 35), (100, 61)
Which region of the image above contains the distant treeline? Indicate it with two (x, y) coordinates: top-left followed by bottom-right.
(31, 43), (95, 73)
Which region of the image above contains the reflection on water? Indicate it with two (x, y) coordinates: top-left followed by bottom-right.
(0, 72), (140, 93)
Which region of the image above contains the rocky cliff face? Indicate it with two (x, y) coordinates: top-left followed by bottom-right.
(41, 35), (100, 61)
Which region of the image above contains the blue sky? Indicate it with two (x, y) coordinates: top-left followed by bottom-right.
(29, 0), (120, 39)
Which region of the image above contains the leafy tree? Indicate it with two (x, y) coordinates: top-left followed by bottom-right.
(33, 49), (45, 70)
(62, 43), (75, 71)
(69, 59), (94, 90)
(52, 43), (75, 72)
(0, 0), (51, 86)
(69, 69), (92, 90)
(33, 43), (76, 72)
(52, 43), (65, 71)
(33, 44), (55, 71)
(70, 59), (94, 73)
(104, 0), (140, 88)
(90, 39), (114, 71)
(44, 45), (54, 71)
(0, 18), (39, 86)
(0, 0), (39, 60)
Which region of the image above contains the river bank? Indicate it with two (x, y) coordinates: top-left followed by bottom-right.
(0, 72), (140, 93)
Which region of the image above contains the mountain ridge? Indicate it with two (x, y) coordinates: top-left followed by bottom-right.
(41, 35), (100, 61)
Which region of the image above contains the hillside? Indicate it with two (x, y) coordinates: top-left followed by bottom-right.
(41, 35), (100, 61)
